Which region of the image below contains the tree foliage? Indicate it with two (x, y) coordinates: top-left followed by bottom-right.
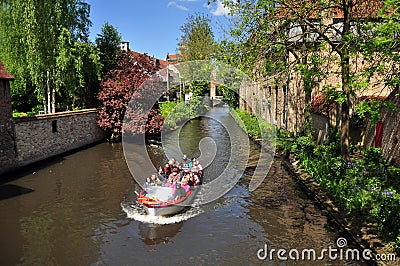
(95, 22), (122, 78)
(179, 13), (217, 61)
(97, 52), (163, 141)
(220, 0), (400, 160)
(0, 0), (100, 113)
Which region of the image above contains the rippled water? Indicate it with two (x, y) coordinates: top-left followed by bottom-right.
(0, 107), (366, 265)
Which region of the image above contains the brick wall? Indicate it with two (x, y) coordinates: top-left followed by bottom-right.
(0, 109), (106, 175)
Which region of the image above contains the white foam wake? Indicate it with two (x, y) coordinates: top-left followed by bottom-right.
(121, 200), (203, 225)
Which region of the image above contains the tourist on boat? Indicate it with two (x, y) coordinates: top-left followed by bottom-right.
(194, 174), (201, 185)
(168, 158), (176, 167)
(164, 163), (172, 176)
(182, 154), (189, 168)
(196, 160), (203, 177)
(173, 183), (186, 200)
(144, 177), (152, 189)
(188, 157), (195, 168)
(187, 172), (195, 189)
(177, 163), (183, 172)
(181, 178), (191, 192)
(190, 164), (199, 174)
(158, 166), (166, 179)
(173, 173), (181, 185)
(168, 170), (178, 181)
(165, 176), (174, 187)
(150, 174), (162, 186)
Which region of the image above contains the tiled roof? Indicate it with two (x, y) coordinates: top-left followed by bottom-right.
(277, 0), (384, 20)
(332, 0), (384, 19)
(310, 93), (337, 115)
(0, 61), (14, 80)
(311, 91), (389, 115)
(129, 51), (170, 70)
(166, 53), (182, 63)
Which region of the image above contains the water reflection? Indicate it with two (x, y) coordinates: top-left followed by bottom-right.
(139, 222), (183, 245)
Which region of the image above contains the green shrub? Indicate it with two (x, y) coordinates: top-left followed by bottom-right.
(159, 101), (178, 118)
(277, 128), (400, 253)
(230, 108), (276, 142)
(161, 97), (208, 130)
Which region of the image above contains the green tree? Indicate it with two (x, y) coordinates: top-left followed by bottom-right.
(220, 0), (400, 161)
(0, 0), (94, 113)
(95, 22), (122, 77)
(179, 13), (217, 61)
(56, 28), (101, 109)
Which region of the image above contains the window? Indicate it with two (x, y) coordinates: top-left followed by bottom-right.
(52, 120), (58, 133)
(0, 80), (3, 97)
(4, 80), (7, 97)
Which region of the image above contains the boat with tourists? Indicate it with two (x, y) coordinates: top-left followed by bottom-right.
(137, 156), (203, 216)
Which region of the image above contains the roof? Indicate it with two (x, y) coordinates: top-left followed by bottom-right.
(332, 0), (384, 19)
(166, 53), (182, 63)
(277, 0), (384, 20)
(0, 61), (14, 80)
(310, 91), (390, 115)
(310, 93), (337, 116)
(128, 51), (170, 70)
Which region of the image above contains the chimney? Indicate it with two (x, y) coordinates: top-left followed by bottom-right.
(120, 42), (130, 52)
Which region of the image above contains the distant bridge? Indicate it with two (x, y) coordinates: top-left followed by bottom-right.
(211, 95), (224, 106)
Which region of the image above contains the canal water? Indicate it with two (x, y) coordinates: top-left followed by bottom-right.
(0, 107), (366, 265)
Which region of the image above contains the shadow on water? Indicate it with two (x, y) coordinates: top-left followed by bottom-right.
(0, 141), (103, 185)
(0, 184), (34, 200)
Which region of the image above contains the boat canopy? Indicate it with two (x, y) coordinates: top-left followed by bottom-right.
(146, 186), (174, 202)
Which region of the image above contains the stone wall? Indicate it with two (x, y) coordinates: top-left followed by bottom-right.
(0, 121), (16, 169)
(0, 109), (106, 175)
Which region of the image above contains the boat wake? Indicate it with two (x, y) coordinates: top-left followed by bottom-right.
(121, 198), (203, 225)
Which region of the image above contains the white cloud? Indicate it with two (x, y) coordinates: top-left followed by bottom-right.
(178, 0), (198, 2)
(167, 1), (189, 11)
(205, 0), (230, 16)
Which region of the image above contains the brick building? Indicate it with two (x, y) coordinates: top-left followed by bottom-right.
(0, 61), (15, 170)
(239, 1), (393, 134)
(0, 61), (14, 123)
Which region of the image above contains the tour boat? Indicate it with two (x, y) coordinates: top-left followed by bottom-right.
(137, 185), (199, 216)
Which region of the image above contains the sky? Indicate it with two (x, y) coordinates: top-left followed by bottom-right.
(86, 0), (231, 60)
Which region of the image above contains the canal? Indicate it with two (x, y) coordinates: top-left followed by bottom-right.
(0, 107), (366, 265)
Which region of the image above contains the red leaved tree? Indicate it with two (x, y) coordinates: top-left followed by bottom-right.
(97, 51), (164, 141)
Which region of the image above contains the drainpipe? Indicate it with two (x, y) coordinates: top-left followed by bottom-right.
(166, 67), (170, 101)
(283, 50), (290, 130)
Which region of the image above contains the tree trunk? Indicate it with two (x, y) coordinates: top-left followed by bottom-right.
(51, 87), (56, 113)
(340, 0), (352, 161)
(47, 70), (51, 114)
(42, 96), (47, 114)
(341, 98), (350, 161)
(52, 67), (56, 113)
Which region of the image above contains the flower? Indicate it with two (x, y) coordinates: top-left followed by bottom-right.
(385, 190), (393, 196)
